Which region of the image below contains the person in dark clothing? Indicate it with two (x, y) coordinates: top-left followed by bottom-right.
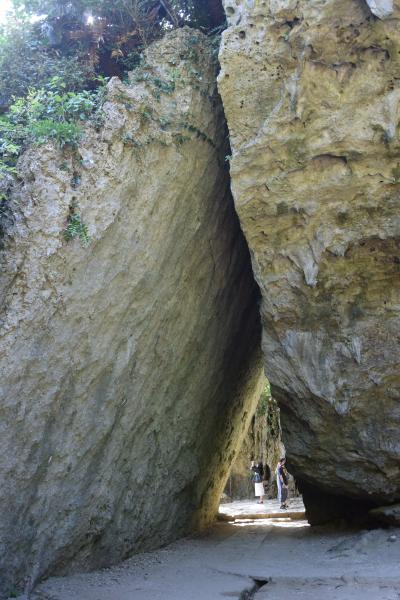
(276, 457), (289, 509)
(250, 460), (265, 504)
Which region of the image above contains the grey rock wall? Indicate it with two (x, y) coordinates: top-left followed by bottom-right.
(219, 0), (400, 514)
(0, 29), (264, 597)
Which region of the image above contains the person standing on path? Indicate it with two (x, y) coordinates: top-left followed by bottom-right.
(251, 460), (265, 504)
(276, 457), (289, 509)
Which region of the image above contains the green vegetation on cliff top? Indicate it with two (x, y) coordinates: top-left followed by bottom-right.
(0, 0), (225, 182)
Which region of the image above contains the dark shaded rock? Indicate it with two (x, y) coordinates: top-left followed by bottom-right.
(369, 504), (400, 526)
(299, 480), (375, 526)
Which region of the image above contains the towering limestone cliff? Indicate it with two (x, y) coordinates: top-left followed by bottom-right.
(0, 29), (264, 595)
(219, 0), (400, 519)
(3, 1), (400, 594)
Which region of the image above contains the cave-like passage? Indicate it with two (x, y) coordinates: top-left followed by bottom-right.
(219, 379), (305, 522)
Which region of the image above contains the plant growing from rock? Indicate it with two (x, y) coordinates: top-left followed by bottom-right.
(0, 78), (106, 185)
(64, 209), (90, 246)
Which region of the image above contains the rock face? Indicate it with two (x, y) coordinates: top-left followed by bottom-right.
(0, 29), (264, 596)
(219, 0), (400, 513)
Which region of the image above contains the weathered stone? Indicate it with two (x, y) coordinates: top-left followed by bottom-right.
(0, 29), (264, 597)
(219, 0), (400, 512)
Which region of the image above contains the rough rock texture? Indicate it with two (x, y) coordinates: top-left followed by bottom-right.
(219, 0), (400, 512)
(0, 29), (264, 597)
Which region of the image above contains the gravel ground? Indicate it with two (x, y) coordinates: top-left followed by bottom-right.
(11, 505), (400, 600)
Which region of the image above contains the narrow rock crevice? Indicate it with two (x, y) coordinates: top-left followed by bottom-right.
(239, 578), (269, 600)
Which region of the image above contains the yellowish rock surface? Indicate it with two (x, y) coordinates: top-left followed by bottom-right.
(219, 0), (400, 508)
(0, 29), (264, 596)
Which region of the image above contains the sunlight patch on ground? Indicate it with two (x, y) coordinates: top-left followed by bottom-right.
(232, 518), (310, 528)
(219, 497), (305, 517)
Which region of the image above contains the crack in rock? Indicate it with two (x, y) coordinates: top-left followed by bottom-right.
(239, 578), (269, 599)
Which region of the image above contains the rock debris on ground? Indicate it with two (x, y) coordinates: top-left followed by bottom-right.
(15, 502), (400, 600)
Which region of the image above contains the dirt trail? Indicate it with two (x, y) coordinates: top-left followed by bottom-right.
(14, 501), (400, 600)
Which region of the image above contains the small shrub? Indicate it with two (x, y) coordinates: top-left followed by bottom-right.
(392, 164), (400, 183)
(0, 161), (17, 176)
(0, 20), (96, 109)
(122, 132), (141, 147)
(28, 120), (82, 148)
(64, 211), (90, 246)
(0, 81), (106, 182)
(173, 133), (190, 146)
(152, 77), (175, 94)
(139, 106), (153, 123)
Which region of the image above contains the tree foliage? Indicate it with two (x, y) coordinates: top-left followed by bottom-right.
(0, 0), (225, 191)
(0, 16), (96, 109)
(0, 0), (225, 106)
(0, 78), (105, 183)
